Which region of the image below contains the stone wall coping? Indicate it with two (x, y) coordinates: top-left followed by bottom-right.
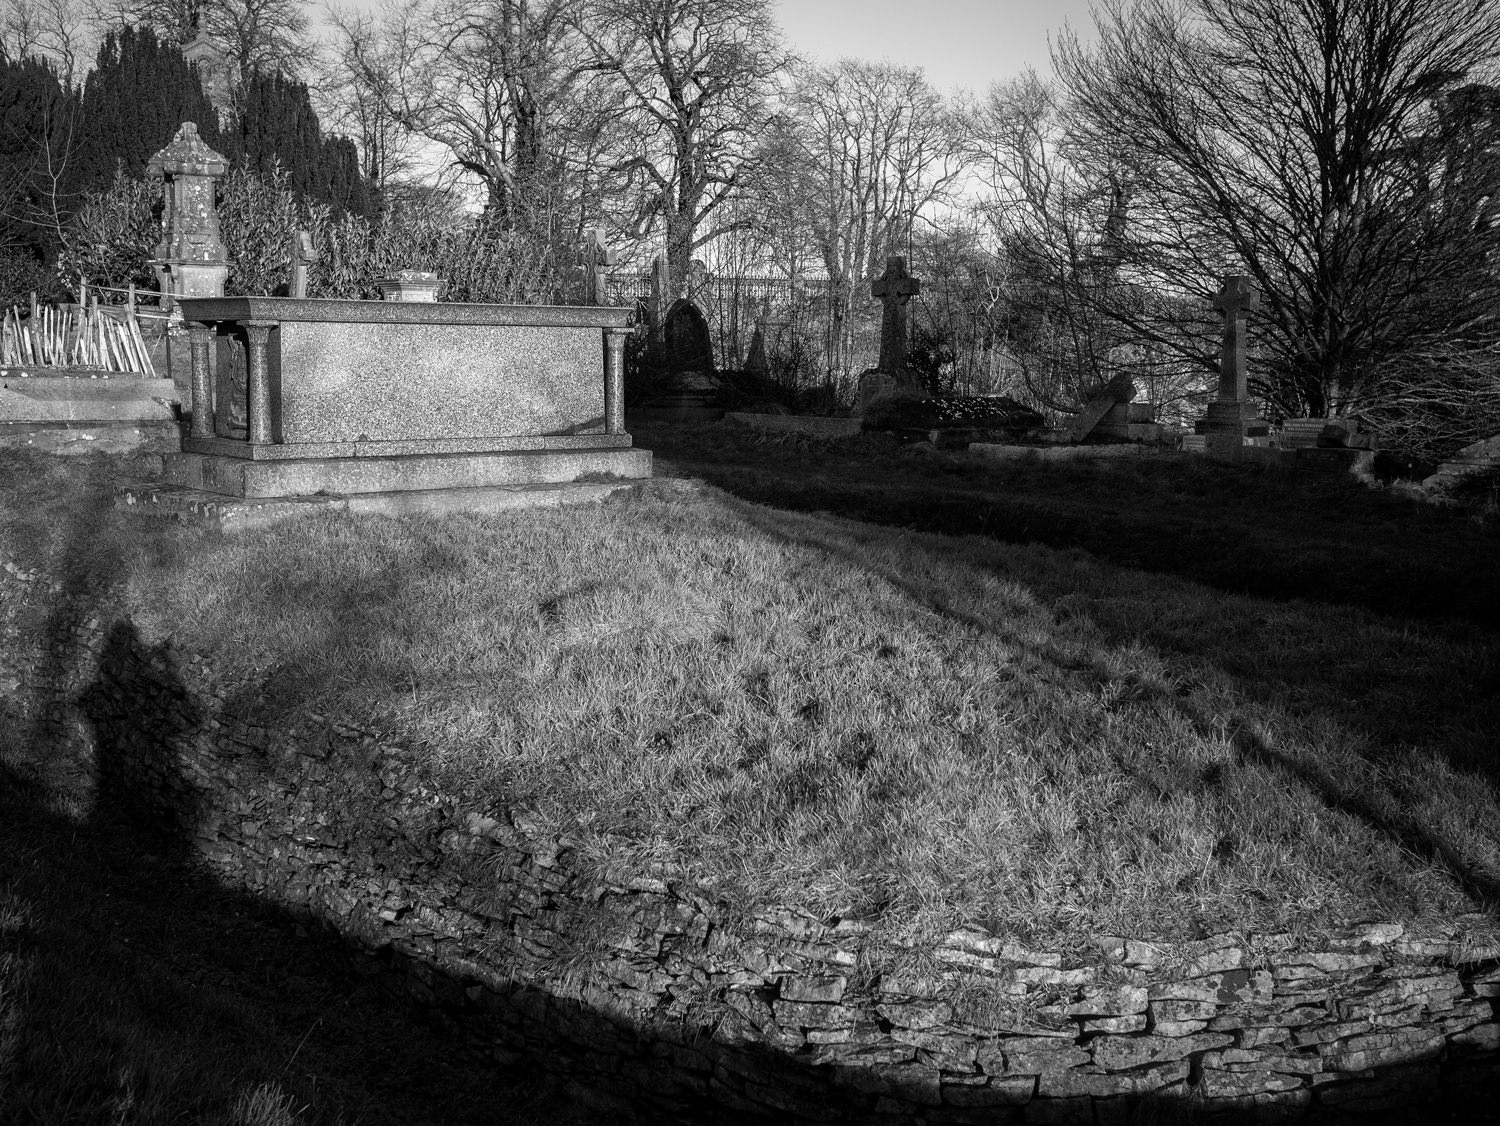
(178, 296), (632, 330)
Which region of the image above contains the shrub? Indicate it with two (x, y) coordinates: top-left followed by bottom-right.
(55, 170), (159, 296)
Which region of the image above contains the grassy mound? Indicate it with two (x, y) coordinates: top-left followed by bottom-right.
(4, 444), (1497, 961)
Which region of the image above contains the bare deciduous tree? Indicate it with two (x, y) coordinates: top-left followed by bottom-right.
(202, 0), (312, 83)
(3, 0), (94, 83)
(327, 0), (614, 233)
(581, 0), (787, 299)
(961, 70), (1206, 418)
(1056, 0), (1500, 436)
(767, 58), (963, 376)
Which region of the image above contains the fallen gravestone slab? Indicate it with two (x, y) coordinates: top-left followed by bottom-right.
(1066, 373), (1135, 442)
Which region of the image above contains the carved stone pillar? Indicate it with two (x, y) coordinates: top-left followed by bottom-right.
(244, 320), (276, 444)
(147, 122), (230, 309)
(605, 328), (628, 435)
(188, 321), (215, 439)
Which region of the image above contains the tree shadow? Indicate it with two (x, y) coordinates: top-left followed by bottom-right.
(638, 425), (1500, 632)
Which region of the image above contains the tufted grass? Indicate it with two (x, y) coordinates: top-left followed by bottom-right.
(3, 441), (1499, 965)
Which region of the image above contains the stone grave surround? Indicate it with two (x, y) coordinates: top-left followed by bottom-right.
(8, 605), (1496, 1125)
(152, 296), (649, 507)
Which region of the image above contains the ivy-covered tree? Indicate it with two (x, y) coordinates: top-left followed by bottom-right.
(69, 25), (222, 196)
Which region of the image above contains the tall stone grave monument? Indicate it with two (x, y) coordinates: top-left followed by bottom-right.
(1196, 274), (1270, 460)
(147, 122), (229, 309)
(577, 229), (615, 306)
(858, 256), (923, 411)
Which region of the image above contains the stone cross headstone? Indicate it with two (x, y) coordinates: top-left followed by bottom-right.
(1212, 274), (1260, 402)
(290, 229), (316, 299)
(578, 229), (615, 306)
(1197, 273), (1269, 460)
(872, 256), (921, 378)
(147, 121), (229, 312)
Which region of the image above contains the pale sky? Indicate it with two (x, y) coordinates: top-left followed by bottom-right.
(772, 0), (1099, 96)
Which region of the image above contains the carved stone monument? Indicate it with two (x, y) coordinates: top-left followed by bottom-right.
(289, 230), (316, 299)
(375, 271), (442, 302)
(123, 295), (650, 527)
(577, 229), (615, 306)
(858, 256), (923, 410)
(664, 299), (714, 380)
(1196, 274), (1270, 460)
(147, 122), (230, 310)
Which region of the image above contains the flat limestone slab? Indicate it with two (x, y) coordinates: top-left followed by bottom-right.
(1, 375), (177, 422)
(164, 446), (652, 498)
(117, 480), (641, 532)
(180, 432), (634, 460)
(0, 419), (179, 454)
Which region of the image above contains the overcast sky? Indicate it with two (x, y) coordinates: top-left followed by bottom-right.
(771, 0), (1100, 96)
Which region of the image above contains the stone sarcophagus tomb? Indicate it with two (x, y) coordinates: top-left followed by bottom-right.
(165, 296), (649, 500)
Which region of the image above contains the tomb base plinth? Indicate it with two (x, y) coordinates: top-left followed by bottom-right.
(1196, 399), (1270, 462)
(117, 479), (642, 532)
(163, 445), (650, 500)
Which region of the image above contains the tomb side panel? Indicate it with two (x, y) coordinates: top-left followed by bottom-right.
(275, 321), (605, 443)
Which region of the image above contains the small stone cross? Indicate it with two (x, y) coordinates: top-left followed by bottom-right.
(872, 256), (921, 377)
(579, 228), (615, 305)
(1211, 274), (1260, 401)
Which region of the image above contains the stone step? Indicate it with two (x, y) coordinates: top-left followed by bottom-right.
(0, 418), (179, 454)
(1, 374), (177, 421)
(117, 479), (643, 531)
(163, 446), (652, 499)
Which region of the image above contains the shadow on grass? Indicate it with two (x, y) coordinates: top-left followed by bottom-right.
(0, 495), (597, 1124)
(637, 423), (1500, 631)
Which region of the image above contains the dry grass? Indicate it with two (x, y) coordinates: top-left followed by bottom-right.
(61, 471), (1491, 955)
(4, 444), (1498, 963)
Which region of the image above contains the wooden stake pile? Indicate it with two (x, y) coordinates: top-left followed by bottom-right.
(0, 284), (158, 377)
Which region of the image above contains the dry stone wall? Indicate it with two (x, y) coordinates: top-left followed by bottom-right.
(4, 574), (1499, 1124)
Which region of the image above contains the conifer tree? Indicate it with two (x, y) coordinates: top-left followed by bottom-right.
(227, 67), (369, 216)
(69, 26), (222, 196)
(0, 52), (77, 261)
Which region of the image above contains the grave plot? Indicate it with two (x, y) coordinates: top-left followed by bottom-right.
(121, 296), (650, 528)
